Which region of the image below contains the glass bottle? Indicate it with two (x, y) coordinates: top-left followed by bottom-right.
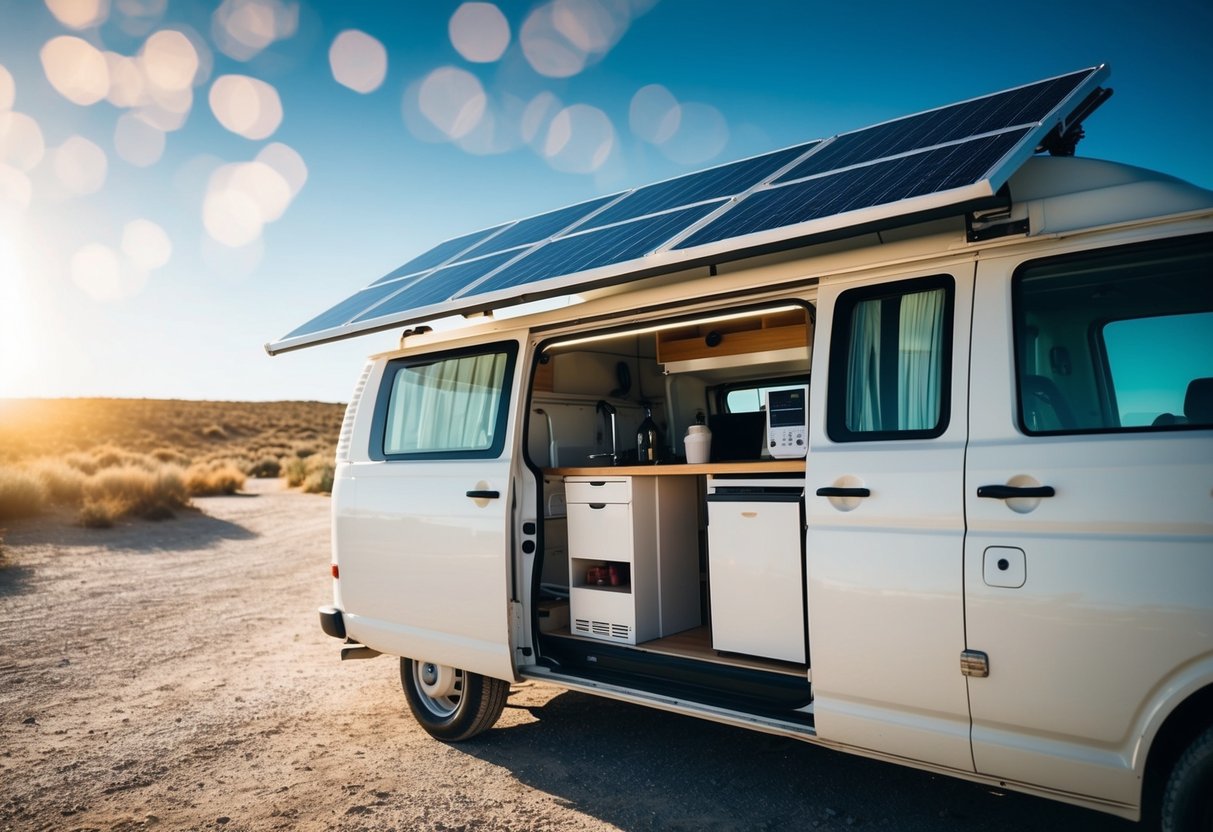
(636, 403), (661, 464)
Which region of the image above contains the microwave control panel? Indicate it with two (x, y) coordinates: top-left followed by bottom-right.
(766, 386), (808, 459)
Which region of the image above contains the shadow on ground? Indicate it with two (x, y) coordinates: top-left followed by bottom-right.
(456, 688), (1137, 832)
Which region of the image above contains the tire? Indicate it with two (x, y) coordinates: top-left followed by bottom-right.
(399, 658), (509, 742)
(1162, 724), (1213, 832)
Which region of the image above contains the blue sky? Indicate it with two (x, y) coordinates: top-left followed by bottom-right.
(1, 0), (1210, 402)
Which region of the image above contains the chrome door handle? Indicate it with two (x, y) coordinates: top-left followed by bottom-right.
(815, 487), (871, 498)
(977, 485), (1055, 499)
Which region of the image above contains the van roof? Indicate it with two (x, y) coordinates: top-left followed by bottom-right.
(268, 66), (1116, 356)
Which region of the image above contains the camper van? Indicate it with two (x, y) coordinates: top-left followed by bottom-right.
(268, 66), (1213, 828)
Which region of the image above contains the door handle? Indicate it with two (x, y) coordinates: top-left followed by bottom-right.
(815, 487), (871, 498)
(465, 490), (500, 499)
(976, 485), (1055, 499)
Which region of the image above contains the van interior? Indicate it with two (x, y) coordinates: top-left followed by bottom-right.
(523, 303), (817, 722)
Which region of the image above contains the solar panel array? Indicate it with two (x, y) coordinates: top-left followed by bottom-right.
(272, 65), (1109, 353)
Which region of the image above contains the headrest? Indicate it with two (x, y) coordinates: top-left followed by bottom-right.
(1183, 377), (1213, 425)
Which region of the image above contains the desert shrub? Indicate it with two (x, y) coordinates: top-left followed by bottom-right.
(201, 424), (227, 440)
(91, 445), (151, 470)
(84, 464), (190, 519)
(292, 444), (316, 459)
(27, 459), (86, 505)
(247, 456), (281, 478)
(185, 462), (246, 496)
(64, 451), (98, 475)
(150, 447), (191, 466)
(283, 457), (309, 487)
(78, 496), (123, 528)
(0, 467), (47, 521)
(302, 461), (335, 494)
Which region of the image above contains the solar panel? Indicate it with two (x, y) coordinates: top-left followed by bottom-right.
(454, 194), (620, 261)
(268, 65), (1110, 354)
(352, 250), (521, 324)
(580, 142), (818, 230)
(773, 70), (1094, 184)
(677, 130), (1030, 249)
(369, 224), (508, 286)
(463, 202), (726, 298)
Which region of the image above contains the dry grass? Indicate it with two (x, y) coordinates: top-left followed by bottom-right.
(0, 399), (343, 526)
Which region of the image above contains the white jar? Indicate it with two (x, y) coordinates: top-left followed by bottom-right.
(684, 424), (712, 464)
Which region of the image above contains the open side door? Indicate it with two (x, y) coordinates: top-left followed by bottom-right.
(336, 335), (528, 682)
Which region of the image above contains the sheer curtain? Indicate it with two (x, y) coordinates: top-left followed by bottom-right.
(898, 288), (944, 430)
(844, 287), (944, 435)
(386, 352), (508, 453)
(846, 299), (883, 431)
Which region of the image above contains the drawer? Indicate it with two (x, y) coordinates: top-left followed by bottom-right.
(565, 477), (631, 504)
(568, 502), (633, 561)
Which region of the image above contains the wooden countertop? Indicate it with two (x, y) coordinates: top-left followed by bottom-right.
(547, 460), (805, 477)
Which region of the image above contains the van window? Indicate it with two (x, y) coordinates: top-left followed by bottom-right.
(826, 275), (954, 442)
(1013, 234), (1213, 434)
(724, 380), (809, 413)
(373, 344), (517, 459)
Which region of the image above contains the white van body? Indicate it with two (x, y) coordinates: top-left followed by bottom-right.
(275, 70), (1213, 827)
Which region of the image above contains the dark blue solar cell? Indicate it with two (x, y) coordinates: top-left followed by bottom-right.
(352, 250), (520, 323)
(581, 142), (819, 230)
(370, 224), (509, 286)
(455, 194), (620, 261)
(285, 280), (407, 338)
(774, 69), (1094, 183)
(464, 201), (724, 297)
(677, 130), (1028, 250)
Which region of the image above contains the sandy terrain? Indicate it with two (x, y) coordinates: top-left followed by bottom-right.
(0, 480), (1136, 831)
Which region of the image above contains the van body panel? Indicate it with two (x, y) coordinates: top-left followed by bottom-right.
(964, 235), (1213, 803)
(804, 265), (975, 771)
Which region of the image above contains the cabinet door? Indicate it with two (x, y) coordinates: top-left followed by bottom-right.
(806, 269), (974, 771)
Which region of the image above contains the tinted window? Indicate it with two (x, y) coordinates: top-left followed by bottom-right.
(1013, 234), (1213, 434)
(826, 275), (954, 442)
(373, 344), (517, 459)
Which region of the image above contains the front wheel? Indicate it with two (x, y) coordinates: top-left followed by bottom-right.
(400, 658), (508, 741)
(1162, 723), (1213, 831)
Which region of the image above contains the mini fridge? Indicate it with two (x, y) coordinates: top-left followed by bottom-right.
(706, 477), (806, 664)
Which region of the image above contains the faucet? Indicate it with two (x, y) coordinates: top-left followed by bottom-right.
(589, 400), (618, 466)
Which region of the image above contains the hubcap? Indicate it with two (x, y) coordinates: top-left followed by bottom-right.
(413, 661), (463, 718)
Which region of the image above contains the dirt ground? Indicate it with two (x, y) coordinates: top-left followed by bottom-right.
(0, 480), (1138, 832)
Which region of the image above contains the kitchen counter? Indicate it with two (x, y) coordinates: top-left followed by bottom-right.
(547, 460), (805, 477)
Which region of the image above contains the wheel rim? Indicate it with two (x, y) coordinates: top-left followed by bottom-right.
(412, 662), (464, 718)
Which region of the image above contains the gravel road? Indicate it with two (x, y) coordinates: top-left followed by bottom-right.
(0, 480), (1138, 831)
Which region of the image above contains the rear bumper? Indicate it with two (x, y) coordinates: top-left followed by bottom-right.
(318, 606), (346, 640)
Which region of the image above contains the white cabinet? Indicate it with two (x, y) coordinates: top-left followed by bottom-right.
(565, 475), (700, 645)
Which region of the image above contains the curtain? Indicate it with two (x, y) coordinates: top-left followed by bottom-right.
(385, 352), (508, 453)
(897, 288), (944, 430)
(846, 298), (882, 431)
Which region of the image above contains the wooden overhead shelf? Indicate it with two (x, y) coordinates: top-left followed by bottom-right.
(656, 309), (810, 365)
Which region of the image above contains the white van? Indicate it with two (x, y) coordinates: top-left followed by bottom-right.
(269, 66), (1213, 828)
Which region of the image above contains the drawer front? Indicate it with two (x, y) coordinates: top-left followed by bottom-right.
(565, 477), (631, 504)
(568, 502), (633, 561)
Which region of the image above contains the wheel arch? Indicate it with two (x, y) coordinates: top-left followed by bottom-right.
(1139, 678), (1213, 820)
